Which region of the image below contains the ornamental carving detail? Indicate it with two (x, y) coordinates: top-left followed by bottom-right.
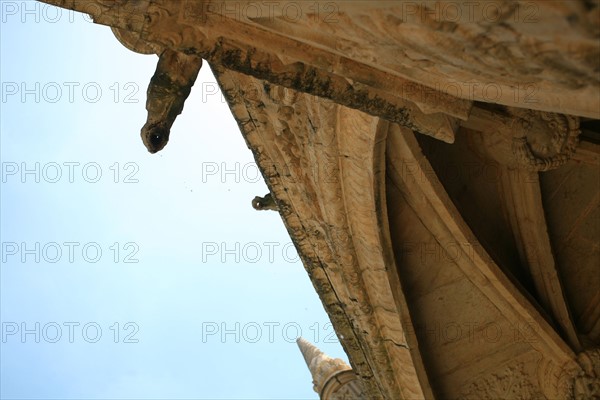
(460, 363), (545, 400)
(510, 109), (580, 171)
(573, 349), (600, 399)
(111, 27), (162, 55)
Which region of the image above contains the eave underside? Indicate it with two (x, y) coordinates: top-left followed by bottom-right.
(213, 66), (599, 399)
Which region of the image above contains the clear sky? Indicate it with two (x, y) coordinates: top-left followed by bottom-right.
(0, 2), (348, 399)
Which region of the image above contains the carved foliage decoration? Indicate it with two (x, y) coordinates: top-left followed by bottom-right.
(460, 363), (545, 400)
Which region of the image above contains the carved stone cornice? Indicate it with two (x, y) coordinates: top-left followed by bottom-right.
(40, 0), (600, 139)
(39, 0), (472, 144)
(185, 0), (600, 118)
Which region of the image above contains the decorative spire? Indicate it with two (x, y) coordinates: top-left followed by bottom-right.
(296, 337), (352, 395)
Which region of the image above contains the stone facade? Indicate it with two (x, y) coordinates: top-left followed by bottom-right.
(38, 1), (600, 398)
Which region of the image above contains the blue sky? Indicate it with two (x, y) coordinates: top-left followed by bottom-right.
(0, 2), (347, 399)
